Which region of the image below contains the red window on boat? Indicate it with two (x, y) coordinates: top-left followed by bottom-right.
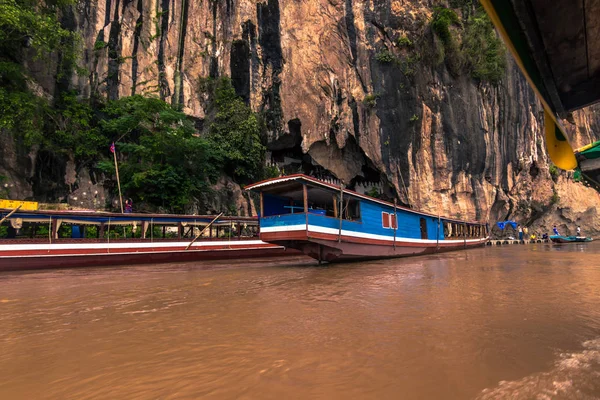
(382, 212), (390, 228)
(382, 212), (397, 229)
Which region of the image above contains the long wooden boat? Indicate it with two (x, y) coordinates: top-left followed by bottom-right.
(0, 209), (297, 271)
(550, 235), (593, 243)
(245, 175), (489, 263)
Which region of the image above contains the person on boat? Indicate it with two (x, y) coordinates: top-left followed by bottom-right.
(576, 226), (581, 236)
(518, 225), (523, 241)
(125, 198), (133, 213)
(553, 225), (560, 235)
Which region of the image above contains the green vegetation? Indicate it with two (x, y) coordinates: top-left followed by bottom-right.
(375, 49), (395, 64)
(396, 35), (413, 48)
(207, 78), (265, 181)
(409, 114), (419, 122)
(463, 12), (506, 84)
(363, 94), (378, 108)
(431, 7), (463, 75)
(431, 7), (461, 46)
(366, 187), (382, 199)
(93, 78), (265, 211)
(0, 0), (79, 143)
(549, 164), (559, 178)
(551, 188), (560, 205)
(0, 1), (268, 212)
(429, 5), (506, 83)
(97, 96), (214, 210)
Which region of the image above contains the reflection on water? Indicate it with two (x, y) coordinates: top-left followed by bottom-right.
(1, 244), (600, 399)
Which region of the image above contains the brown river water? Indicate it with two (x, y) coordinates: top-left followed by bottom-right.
(2, 243), (600, 399)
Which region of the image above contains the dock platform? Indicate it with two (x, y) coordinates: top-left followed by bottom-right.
(487, 239), (551, 246)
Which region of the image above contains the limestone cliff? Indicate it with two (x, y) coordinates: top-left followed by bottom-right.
(6, 0), (600, 235)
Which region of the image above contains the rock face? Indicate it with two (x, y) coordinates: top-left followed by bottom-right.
(5, 0), (600, 230)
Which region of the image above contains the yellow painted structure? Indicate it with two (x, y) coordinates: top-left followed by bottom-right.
(0, 199), (39, 211)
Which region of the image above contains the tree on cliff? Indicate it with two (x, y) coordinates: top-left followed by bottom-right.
(97, 95), (217, 212)
(207, 78), (265, 182)
(0, 0), (78, 142)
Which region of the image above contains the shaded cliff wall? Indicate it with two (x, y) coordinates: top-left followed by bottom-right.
(10, 0), (600, 232)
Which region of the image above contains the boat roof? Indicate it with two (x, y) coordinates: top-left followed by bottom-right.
(481, 0), (600, 117)
(245, 174), (482, 224)
(480, 0), (600, 170)
(0, 209), (258, 226)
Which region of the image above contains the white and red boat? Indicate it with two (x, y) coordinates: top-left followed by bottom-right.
(245, 175), (489, 262)
(0, 209), (297, 271)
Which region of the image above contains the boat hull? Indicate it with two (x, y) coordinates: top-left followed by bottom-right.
(550, 235), (593, 243)
(0, 240), (300, 271)
(260, 230), (488, 263)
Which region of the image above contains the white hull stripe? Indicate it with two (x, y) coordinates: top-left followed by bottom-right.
(260, 225), (488, 244)
(0, 240), (268, 252)
(0, 246), (283, 259)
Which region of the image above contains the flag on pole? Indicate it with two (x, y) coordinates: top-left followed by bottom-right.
(110, 142), (115, 153)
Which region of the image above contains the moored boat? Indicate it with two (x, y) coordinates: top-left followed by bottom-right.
(245, 174), (488, 263)
(0, 209), (298, 271)
(550, 235), (593, 243)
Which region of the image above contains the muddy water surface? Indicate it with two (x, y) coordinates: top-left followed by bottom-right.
(1, 244), (600, 399)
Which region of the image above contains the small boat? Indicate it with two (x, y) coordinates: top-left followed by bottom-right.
(550, 235), (593, 243)
(0, 209), (298, 271)
(245, 174), (488, 263)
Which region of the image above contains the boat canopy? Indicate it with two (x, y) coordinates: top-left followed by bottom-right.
(0, 209), (257, 227)
(245, 174), (481, 224)
(481, 0), (600, 172)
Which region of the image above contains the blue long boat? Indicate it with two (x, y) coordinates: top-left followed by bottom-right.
(245, 175), (489, 262)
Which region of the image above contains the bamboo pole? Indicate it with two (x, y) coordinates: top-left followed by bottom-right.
(0, 203), (22, 225)
(113, 144), (124, 213)
(186, 213), (223, 250)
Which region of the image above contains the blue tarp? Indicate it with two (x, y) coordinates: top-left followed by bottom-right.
(496, 221), (517, 230)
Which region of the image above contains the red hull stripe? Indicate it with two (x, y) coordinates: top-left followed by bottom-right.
(260, 226), (487, 247)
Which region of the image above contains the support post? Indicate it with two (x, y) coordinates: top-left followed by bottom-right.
(393, 199), (397, 249)
(437, 214), (440, 251)
(259, 191), (264, 217)
(338, 184), (344, 242)
(333, 195), (338, 218)
(303, 184), (308, 231)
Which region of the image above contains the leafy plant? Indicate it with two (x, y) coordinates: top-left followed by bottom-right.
(366, 187), (381, 199)
(463, 11), (506, 84)
(363, 94), (378, 108)
(0, 0), (80, 144)
(99, 95), (216, 212)
(431, 7), (461, 46)
(206, 77), (266, 182)
(431, 7), (463, 75)
(375, 49), (395, 63)
(551, 189), (560, 205)
(396, 35), (413, 48)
